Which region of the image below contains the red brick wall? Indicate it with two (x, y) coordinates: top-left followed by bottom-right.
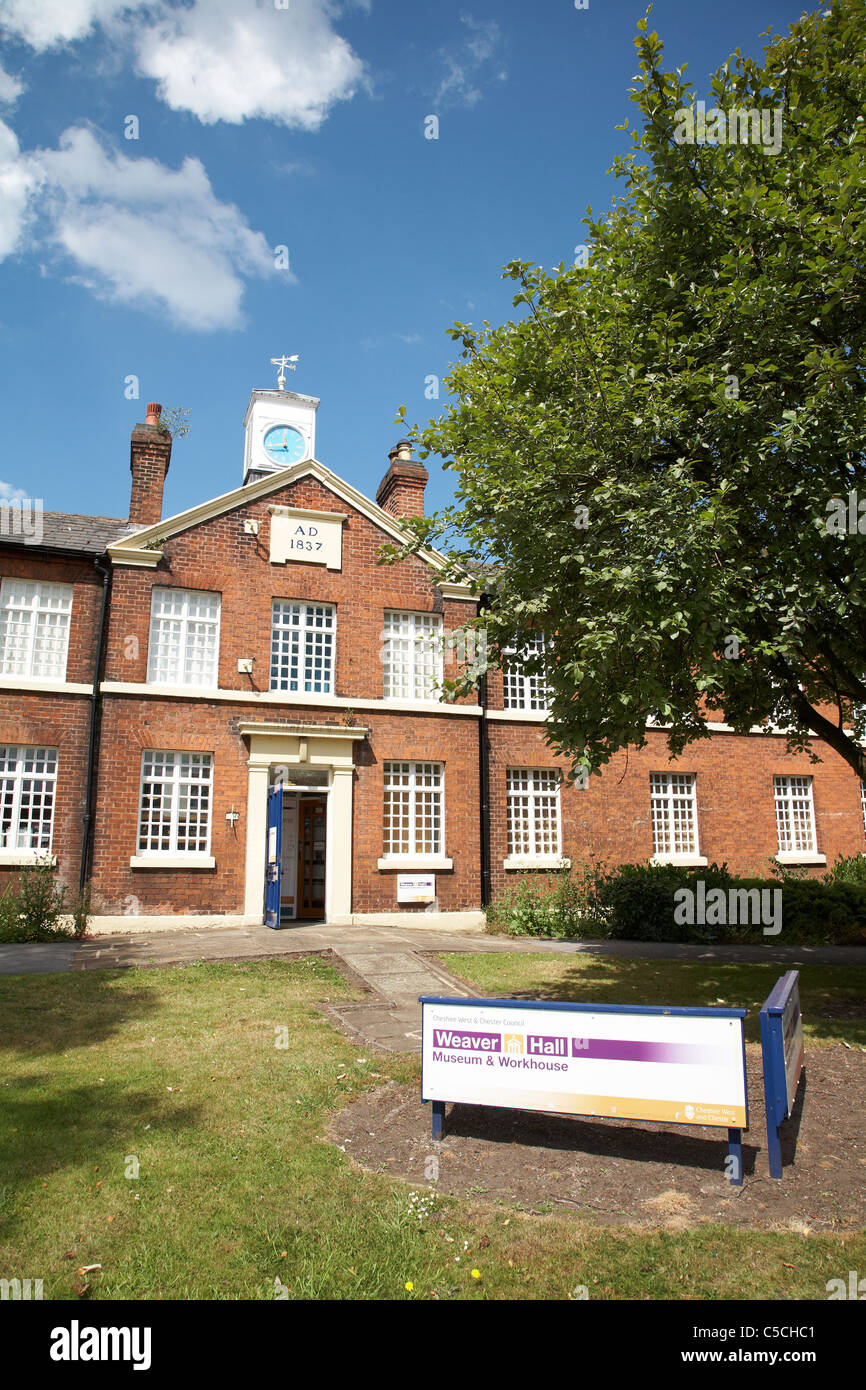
(0, 549), (105, 894)
(486, 720), (866, 899)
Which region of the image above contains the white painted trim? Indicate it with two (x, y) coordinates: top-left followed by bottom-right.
(331, 910), (485, 929)
(129, 854), (216, 869)
(87, 913), (263, 935)
(237, 719), (367, 740)
(775, 852), (827, 866)
(99, 680), (482, 718)
(485, 708), (550, 723)
(0, 676), (93, 695)
(503, 856), (571, 870)
(0, 849), (56, 867)
(99, 680), (481, 717)
(437, 582), (480, 601)
(650, 854), (709, 867)
(377, 857), (454, 871)
(267, 505), (348, 523)
(108, 546), (162, 568)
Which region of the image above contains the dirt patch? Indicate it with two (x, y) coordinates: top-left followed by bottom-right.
(329, 1045), (866, 1231)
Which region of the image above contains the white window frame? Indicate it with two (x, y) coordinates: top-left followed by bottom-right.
(502, 632), (549, 712)
(147, 587), (221, 689)
(0, 579), (73, 681)
(382, 610), (443, 702)
(0, 744), (57, 864)
(650, 772), (707, 865)
(132, 750), (215, 867)
(504, 767), (566, 867)
(270, 600), (336, 695)
(379, 760), (451, 868)
(774, 775), (824, 863)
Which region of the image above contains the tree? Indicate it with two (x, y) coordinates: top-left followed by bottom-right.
(392, 1), (866, 782)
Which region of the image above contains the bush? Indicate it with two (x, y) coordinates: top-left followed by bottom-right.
(0, 859), (92, 943)
(485, 857), (866, 946)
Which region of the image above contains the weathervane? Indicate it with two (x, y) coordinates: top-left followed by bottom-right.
(270, 354), (298, 391)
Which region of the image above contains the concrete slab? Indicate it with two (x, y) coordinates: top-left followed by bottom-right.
(0, 943), (79, 974)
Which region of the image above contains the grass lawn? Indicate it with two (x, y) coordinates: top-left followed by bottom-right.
(1, 954), (863, 1300)
(436, 952), (866, 1049)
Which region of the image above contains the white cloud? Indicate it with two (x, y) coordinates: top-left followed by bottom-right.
(135, 0), (367, 127)
(0, 481), (30, 502)
(431, 13), (506, 110)
(1, 124), (283, 330)
(0, 0), (134, 49)
(1, 0), (368, 128)
(0, 119), (37, 258)
(0, 61), (25, 104)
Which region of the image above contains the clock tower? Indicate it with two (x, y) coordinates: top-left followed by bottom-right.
(242, 388), (319, 486)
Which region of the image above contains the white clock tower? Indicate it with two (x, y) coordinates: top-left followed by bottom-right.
(242, 387), (319, 486)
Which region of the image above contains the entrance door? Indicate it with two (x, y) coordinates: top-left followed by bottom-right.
(297, 798), (326, 919)
(264, 784), (282, 928)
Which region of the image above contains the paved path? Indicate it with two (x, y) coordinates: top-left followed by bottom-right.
(1, 922), (863, 1054)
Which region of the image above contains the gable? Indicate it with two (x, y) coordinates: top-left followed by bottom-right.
(106, 458), (475, 598)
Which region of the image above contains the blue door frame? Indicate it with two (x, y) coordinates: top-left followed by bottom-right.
(265, 784), (283, 928)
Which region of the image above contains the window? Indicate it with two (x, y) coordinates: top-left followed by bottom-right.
(0, 745), (57, 850)
(382, 610), (442, 701)
(774, 775), (816, 854)
(147, 587), (220, 688)
(270, 601), (335, 694)
(861, 780), (866, 837)
(503, 632), (548, 711)
(382, 761), (443, 857)
(650, 772), (699, 855)
(0, 579), (72, 680)
(137, 751), (213, 854)
(506, 768), (561, 858)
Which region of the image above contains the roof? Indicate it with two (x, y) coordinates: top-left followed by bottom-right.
(0, 511), (133, 554)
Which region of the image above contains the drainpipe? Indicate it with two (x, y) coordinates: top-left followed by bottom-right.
(477, 592), (492, 908)
(79, 556), (111, 893)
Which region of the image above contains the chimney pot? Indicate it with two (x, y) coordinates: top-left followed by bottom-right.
(377, 440), (428, 519)
(145, 402), (161, 427)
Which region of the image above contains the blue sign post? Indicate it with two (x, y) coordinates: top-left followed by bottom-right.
(759, 971), (805, 1179)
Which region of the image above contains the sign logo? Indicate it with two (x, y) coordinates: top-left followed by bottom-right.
(503, 1034), (524, 1055)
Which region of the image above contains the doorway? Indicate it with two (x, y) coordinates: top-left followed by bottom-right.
(275, 791), (327, 924)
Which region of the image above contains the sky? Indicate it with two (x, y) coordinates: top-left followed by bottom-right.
(0, 0), (813, 524)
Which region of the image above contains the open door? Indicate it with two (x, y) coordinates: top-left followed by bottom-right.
(265, 783), (283, 928)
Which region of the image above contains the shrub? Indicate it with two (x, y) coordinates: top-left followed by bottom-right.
(0, 860), (92, 943)
(485, 858), (866, 945)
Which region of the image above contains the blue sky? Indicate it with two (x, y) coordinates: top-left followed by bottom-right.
(0, 0), (810, 524)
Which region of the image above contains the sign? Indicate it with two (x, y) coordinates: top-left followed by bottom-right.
(760, 971), (805, 1179)
(269, 507), (344, 570)
(421, 996), (749, 1185)
(397, 874), (436, 904)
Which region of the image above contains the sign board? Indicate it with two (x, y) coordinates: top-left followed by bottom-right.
(421, 996), (749, 1184)
(268, 826), (278, 865)
(269, 507), (344, 570)
(397, 874), (436, 904)
(760, 971), (805, 1179)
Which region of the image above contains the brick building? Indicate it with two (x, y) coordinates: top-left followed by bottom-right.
(0, 385), (864, 931)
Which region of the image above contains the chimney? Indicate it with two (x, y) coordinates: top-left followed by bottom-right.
(129, 402), (172, 527)
(375, 439), (428, 519)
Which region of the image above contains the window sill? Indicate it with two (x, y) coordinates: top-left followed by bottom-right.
(775, 852), (826, 866)
(0, 850), (56, 867)
(503, 856), (570, 871)
(129, 854), (216, 870)
(650, 854), (709, 867)
(377, 857), (453, 871)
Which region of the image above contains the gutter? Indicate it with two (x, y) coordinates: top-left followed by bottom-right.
(477, 591), (492, 909)
(79, 556), (112, 893)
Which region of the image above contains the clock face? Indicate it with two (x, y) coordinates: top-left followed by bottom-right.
(263, 425), (306, 466)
